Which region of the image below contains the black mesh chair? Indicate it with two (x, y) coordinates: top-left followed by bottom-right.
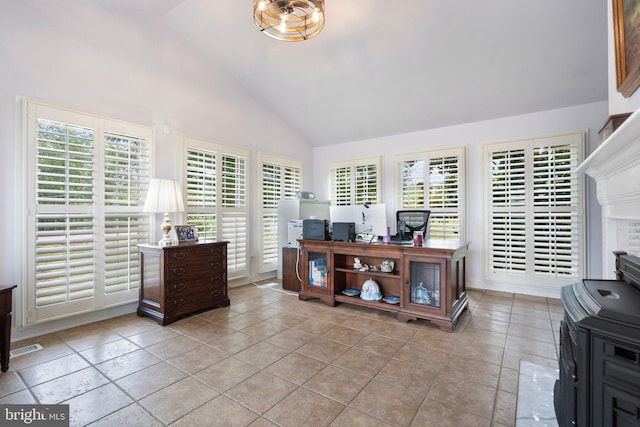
(396, 210), (431, 240)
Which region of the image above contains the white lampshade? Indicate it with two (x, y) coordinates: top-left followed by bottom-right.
(143, 179), (185, 214)
(143, 178), (185, 246)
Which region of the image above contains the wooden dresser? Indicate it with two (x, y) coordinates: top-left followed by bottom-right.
(0, 284), (17, 372)
(137, 241), (229, 325)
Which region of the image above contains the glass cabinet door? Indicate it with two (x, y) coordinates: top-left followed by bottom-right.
(307, 251), (329, 288)
(408, 259), (443, 309)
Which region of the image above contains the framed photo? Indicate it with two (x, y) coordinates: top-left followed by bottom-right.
(613, 0), (640, 97)
(173, 225), (198, 242)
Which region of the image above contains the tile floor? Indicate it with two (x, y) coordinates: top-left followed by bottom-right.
(0, 282), (563, 426)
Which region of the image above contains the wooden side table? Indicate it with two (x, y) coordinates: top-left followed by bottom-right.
(0, 284), (17, 372)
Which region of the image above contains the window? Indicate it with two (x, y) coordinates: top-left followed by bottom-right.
(258, 153), (302, 273)
(329, 157), (381, 206)
(180, 135), (248, 279)
(24, 101), (151, 324)
(395, 147), (466, 239)
(484, 131), (585, 287)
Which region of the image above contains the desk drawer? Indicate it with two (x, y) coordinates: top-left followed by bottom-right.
(166, 260), (225, 280)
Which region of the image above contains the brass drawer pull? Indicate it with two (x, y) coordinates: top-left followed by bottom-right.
(173, 298), (186, 307)
(172, 252), (186, 261)
(173, 283), (186, 292)
(210, 261), (222, 270)
(172, 267), (186, 276)
(212, 289), (222, 297)
(211, 248), (223, 256)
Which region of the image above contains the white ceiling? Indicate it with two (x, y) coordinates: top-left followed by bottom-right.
(95, 0), (608, 147)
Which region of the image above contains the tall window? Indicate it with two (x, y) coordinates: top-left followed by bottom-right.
(181, 136), (248, 279)
(24, 101), (151, 324)
(258, 153), (302, 273)
(395, 147), (466, 239)
(484, 131), (584, 287)
(329, 157), (381, 206)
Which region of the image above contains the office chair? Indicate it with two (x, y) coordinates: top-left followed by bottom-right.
(396, 210), (431, 240)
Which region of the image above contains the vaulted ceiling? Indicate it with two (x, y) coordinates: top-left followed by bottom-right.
(95, 0), (608, 146)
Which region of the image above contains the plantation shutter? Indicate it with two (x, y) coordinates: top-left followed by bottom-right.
(220, 153), (247, 277)
(489, 148), (527, 274)
(181, 136), (248, 279)
(103, 129), (150, 295)
(185, 148), (217, 239)
(26, 102), (152, 324)
(485, 132), (584, 287)
(396, 148), (465, 240)
(258, 156), (302, 273)
(330, 157), (381, 206)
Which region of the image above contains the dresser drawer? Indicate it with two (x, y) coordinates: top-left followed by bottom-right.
(167, 274), (226, 297)
(165, 244), (226, 265)
(166, 259), (225, 280)
(166, 285), (227, 313)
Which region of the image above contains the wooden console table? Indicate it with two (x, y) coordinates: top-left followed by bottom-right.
(0, 284), (17, 372)
(298, 240), (469, 332)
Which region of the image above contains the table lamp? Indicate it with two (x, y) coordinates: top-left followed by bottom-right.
(143, 178), (185, 247)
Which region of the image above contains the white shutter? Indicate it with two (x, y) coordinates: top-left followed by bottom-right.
(222, 212), (247, 277)
(332, 166), (352, 206)
(485, 132), (584, 287)
(396, 148), (465, 240)
(181, 137), (248, 278)
(330, 157), (381, 206)
(400, 160), (424, 208)
(27, 103), (153, 323)
(103, 130), (150, 295)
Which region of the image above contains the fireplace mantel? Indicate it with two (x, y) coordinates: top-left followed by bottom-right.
(576, 109), (640, 277)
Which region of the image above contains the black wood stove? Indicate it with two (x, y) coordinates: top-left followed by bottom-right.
(555, 251), (640, 426)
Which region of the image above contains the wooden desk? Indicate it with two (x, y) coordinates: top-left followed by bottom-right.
(0, 284), (17, 372)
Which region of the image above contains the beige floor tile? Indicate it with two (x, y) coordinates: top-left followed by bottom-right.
(321, 325), (367, 346)
(296, 337), (350, 363)
(139, 377), (218, 425)
(332, 347), (391, 378)
(355, 333), (405, 358)
(0, 371), (27, 398)
(167, 344), (226, 374)
(145, 334), (202, 360)
(441, 355), (502, 388)
(19, 353), (90, 387)
(304, 364), (371, 405)
(329, 407), (394, 426)
(267, 312), (311, 328)
(127, 327), (180, 348)
(263, 387), (345, 427)
(87, 403), (164, 427)
(30, 366), (109, 404)
(0, 389), (37, 404)
(64, 383), (133, 427)
(239, 320), (290, 339)
(95, 348), (161, 380)
(492, 389), (517, 426)
(194, 357), (259, 392)
(393, 342), (449, 367)
(101, 314), (159, 337)
(9, 339), (75, 370)
(375, 357), (438, 395)
(208, 331), (263, 354)
(115, 362), (187, 400)
(498, 366), (520, 394)
(505, 336), (557, 360)
(171, 395), (259, 427)
(265, 352), (327, 385)
(79, 338), (141, 364)
(427, 373), (497, 420)
(226, 371), (297, 414)
(411, 400), (491, 427)
(350, 379), (423, 426)
(292, 318), (337, 335)
(234, 341), (291, 369)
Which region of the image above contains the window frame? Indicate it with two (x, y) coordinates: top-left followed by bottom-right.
(394, 146), (466, 240)
(483, 131), (586, 288)
(21, 99), (152, 325)
(256, 152), (302, 273)
(178, 134), (249, 280)
(329, 156), (382, 206)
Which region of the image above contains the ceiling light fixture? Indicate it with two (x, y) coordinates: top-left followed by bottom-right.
(253, 0), (325, 42)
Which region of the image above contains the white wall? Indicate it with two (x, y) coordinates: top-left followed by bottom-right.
(608, 1), (640, 116)
(0, 1), (314, 337)
(313, 102), (608, 296)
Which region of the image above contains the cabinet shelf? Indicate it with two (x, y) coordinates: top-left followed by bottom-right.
(298, 239), (470, 332)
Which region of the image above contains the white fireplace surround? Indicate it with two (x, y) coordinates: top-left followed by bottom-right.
(577, 109), (640, 278)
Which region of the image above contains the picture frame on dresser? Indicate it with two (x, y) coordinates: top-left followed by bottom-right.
(173, 225), (198, 242)
(613, 0), (640, 97)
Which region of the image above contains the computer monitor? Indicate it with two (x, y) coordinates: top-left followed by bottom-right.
(396, 210), (430, 240)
